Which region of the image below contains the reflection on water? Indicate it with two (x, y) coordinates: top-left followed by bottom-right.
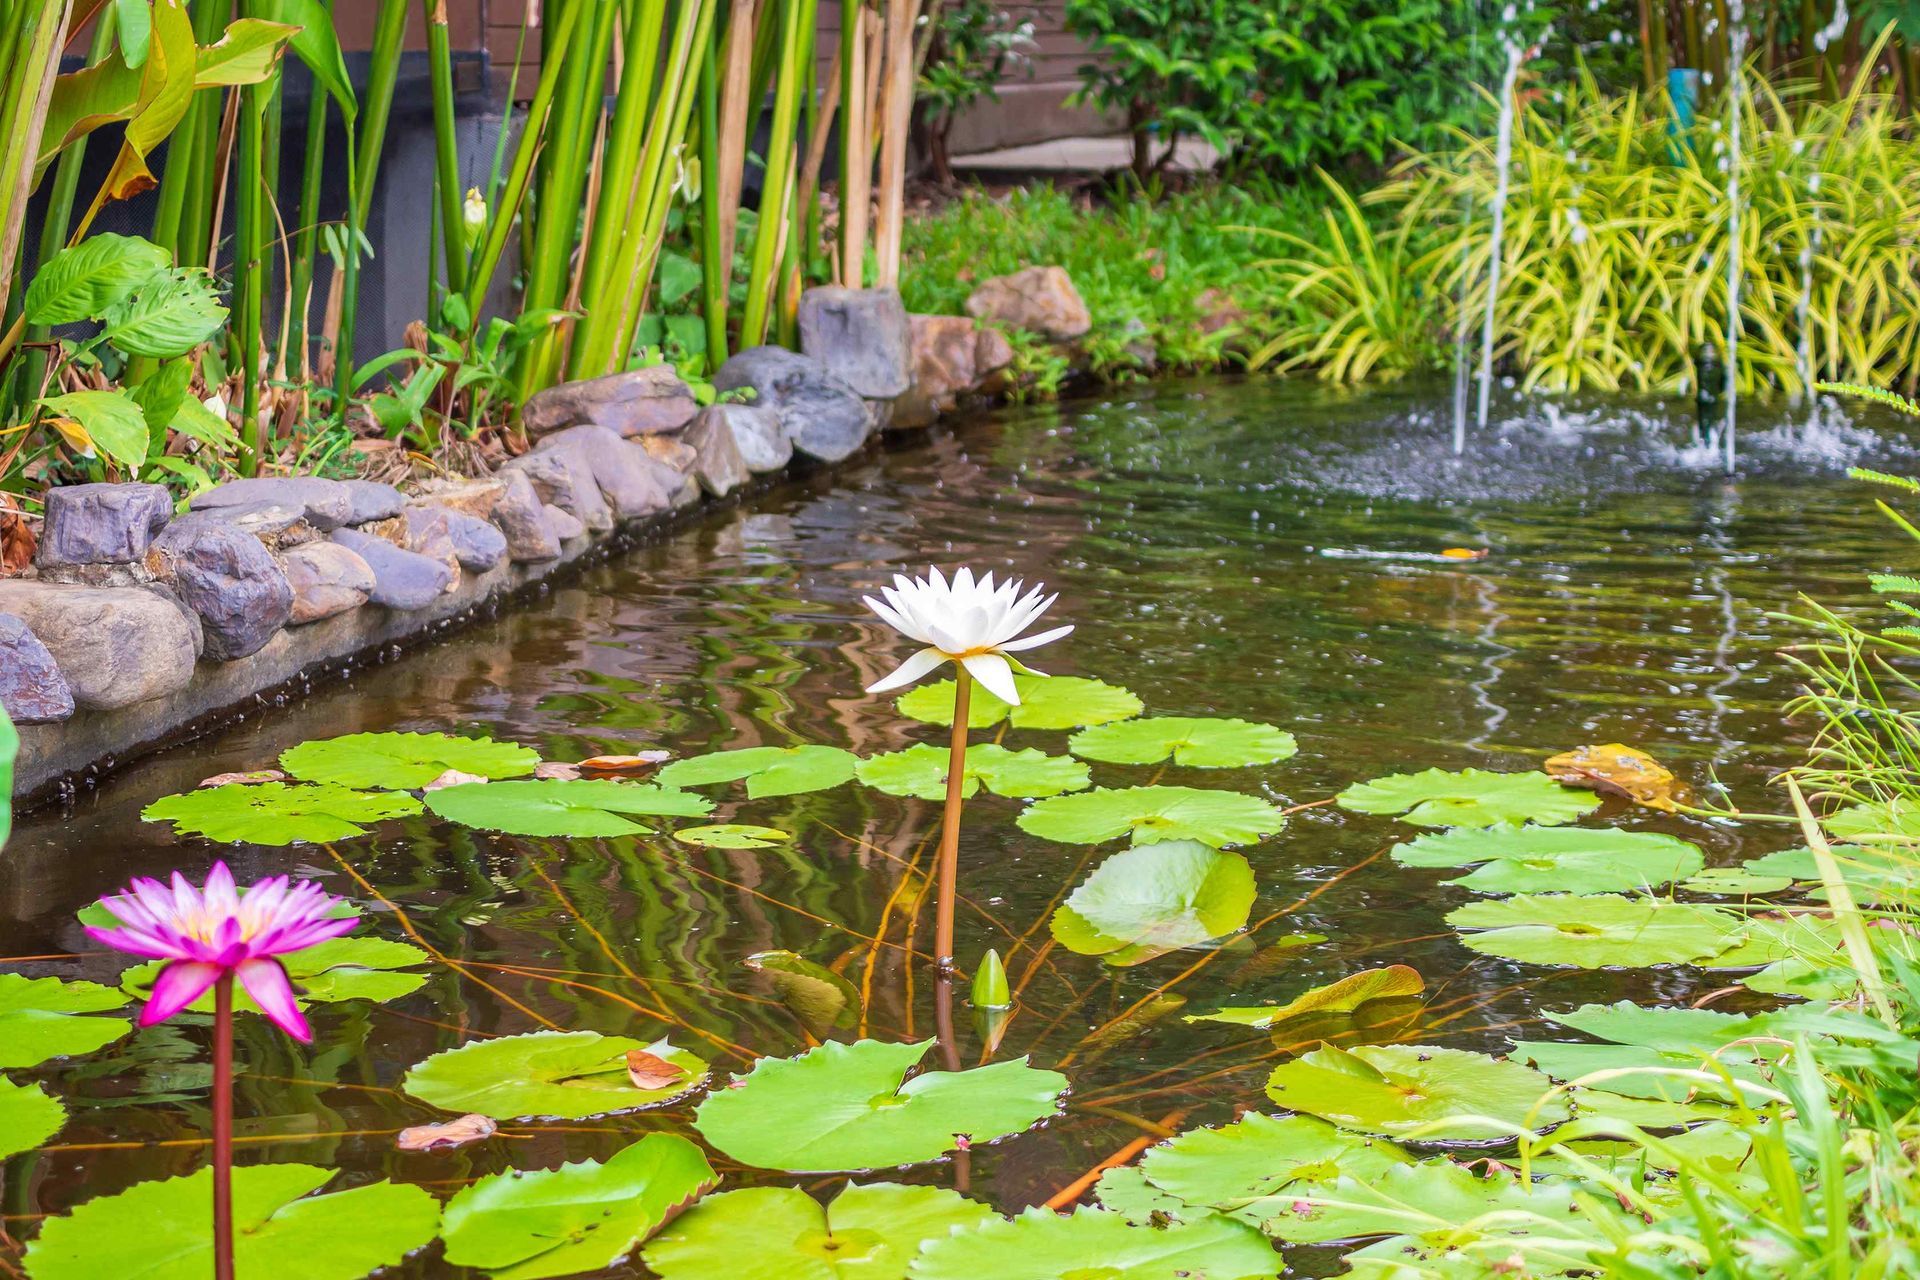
(3, 378), (1911, 1272)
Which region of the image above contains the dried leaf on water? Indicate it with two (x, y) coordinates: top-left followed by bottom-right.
(396, 1113), (498, 1152)
(1544, 742), (1684, 811)
(580, 751), (674, 774)
(197, 769), (286, 788)
(627, 1049), (689, 1091)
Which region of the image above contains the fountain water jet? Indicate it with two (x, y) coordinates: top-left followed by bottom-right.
(1718, 0), (1748, 474)
(1472, 8), (1529, 433)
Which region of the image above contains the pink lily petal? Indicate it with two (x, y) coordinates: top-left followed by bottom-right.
(237, 957), (311, 1042)
(141, 961), (222, 1026)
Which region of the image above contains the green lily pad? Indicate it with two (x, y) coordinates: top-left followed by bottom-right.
(1510, 1041), (1770, 1106)
(279, 731), (541, 789)
(141, 782), (423, 845)
(0, 1078), (64, 1159)
(856, 744), (1090, 800)
(404, 1031), (710, 1120)
(907, 1207), (1281, 1280)
(441, 1134), (719, 1280)
(645, 1182), (997, 1280)
(656, 746), (858, 798)
(1745, 845), (1911, 903)
(1391, 825), (1704, 895)
(0, 975), (131, 1069)
(694, 1038), (1067, 1172)
(1279, 1163), (1612, 1261)
(1447, 895), (1742, 968)
(1680, 867), (1796, 896)
(1019, 786), (1285, 848)
(1094, 1166), (1201, 1225)
(674, 824), (793, 849)
(1051, 841), (1256, 966)
(1265, 1044), (1567, 1140)
(424, 779), (712, 837)
(1697, 913), (1845, 970)
(1338, 769), (1599, 828)
(1824, 798), (1920, 842)
(1543, 1001), (1765, 1056)
(745, 950), (861, 1034)
(1187, 966), (1424, 1030)
(897, 675), (1144, 731)
(23, 1165), (436, 1280)
(1068, 717), (1298, 769)
(120, 936), (432, 1013)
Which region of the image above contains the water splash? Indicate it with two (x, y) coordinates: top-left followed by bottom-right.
(1795, 171), (1823, 401)
(1473, 9), (1530, 433)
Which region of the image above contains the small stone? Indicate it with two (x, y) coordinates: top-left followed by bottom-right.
(366, 507), (461, 578)
(502, 445), (613, 534)
(543, 504), (586, 542)
(172, 501), (317, 550)
(964, 265), (1091, 340)
(36, 483), (172, 566)
(341, 479), (407, 524)
(413, 477), (505, 521)
(711, 402), (792, 473)
(146, 521), (296, 660)
(0, 613), (74, 723)
(894, 313), (981, 429)
(535, 425), (678, 521)
(330, 528), (457, 609)
(278, 542), (376, 624)
(797, 286), (912, 399)
(490, 471), (561, 563)
(190, 477), (355, 531)
(1194, 286), (1247, 337)
(638, 434), (698, 473)
(681, 406), (751, 497)
(434, 507), (508, 573)
(711, 347), (869, 463)
(0, 581), (197, 710)
(521, 366), (700, 439)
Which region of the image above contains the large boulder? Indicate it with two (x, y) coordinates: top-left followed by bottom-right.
(797, 286), (912, 399)
(965, 265), (1091, 341)
(37, 483), (172, 567)
(712, 403), (791, 474)
(146, 521), (295, 660)
(521, 367), (700, 439)
(0, 613), (74, 723)
(535, 425), (679, 521)
(0, 581), (197, 709)
(330, 528), (456, 610)
(711, 347), (869, 464)
(681, 407), (751, 497)
(190, 477), (355, 531)
(893, 314), (978, 429)
(424, 506), (507, 573)
(278, 542), (375, 624)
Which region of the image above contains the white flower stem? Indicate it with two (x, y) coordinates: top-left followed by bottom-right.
(934, 667), (972, 972)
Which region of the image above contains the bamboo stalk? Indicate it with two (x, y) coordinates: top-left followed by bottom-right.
(697, 18), (728, 362)
(289, 2), (333, 378)
(235, 35), (269, 475)
(871, 0), (916, 288)
(0, 0), (75, 328)
(715, 0), (758, 271)
(839, 2), (871, 287)
(739, 0), (810, 347)
(423, 0), (468, 296)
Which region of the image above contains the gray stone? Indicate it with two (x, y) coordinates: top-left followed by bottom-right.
(0, 581), (197, 709)
(490, 471), (561, 563)
(37, 483), (172, 566)
(331, 528), (456, 610)
(190, 477), (355, 531)
(797, 286), (912, 399)
(172, 501), (317, 550)
(712, 402), (792, 473)
(341, 479), (406, 524)
(964, 265), (1091, 340)
(671, 475), (701, 510)
(146, 521), (295, 660)
(682, 406), (751, 497)
(413, 477), (504, 521)
(146, 582), (205, 658)
(521, 367), (700, 439)
(366, 506), (462, 578)
(543, 504), (586, 542)
(711, 347), (870, 464)
(34, 561), (155, 589)
(502, 445), (613, 534)
(278, 542), (375, 624)
(638, 434), (697, 473)
(429, 506), (507, 573)
(0, 614), (73, 723)
(535, 425), (678, 521)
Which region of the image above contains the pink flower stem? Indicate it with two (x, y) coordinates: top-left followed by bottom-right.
(212, 972), (234, 1280)
(934, 667), (972, 973)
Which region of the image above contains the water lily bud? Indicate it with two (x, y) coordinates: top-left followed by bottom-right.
(462, 187), (487, 241)
(972, 948), (1012, 1009)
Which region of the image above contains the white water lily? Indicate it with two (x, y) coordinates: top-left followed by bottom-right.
(863, 567), (1072, 705)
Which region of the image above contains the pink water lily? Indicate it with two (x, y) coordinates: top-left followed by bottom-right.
(85, 861), (356, 1042)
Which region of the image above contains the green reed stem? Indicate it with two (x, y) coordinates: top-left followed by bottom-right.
(423, 0), (468, 297)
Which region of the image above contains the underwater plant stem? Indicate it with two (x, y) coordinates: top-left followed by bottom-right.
(934, 668), (972, 971)
(212, 973), (234, 1280)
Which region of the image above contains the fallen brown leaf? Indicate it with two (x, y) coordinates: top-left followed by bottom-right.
(534, 761), (582, 780)
(423, 768), (488, 792)
(626, 1049), (686, 1091)
(0, 495), (34, 577)
(199, 769), (287, 788)
(1546, 742), (1684, 812)
(396, 1113), (497, 1152)
(580, 752), (673, 774)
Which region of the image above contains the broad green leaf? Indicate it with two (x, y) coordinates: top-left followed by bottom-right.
(100, 269), (227, 357)
(1277, 1163), (1614, 1259)
(1264, 1044), (1567, 1139)
(424, 780), (711, 837)
(1093, 1166), (1194, 1224)
(1019, 786), (1284, 848)
(1698, 912), (1846, 969)
(1543, 1000), (1764, 1056)
(1069, 717), (1297, 769)
(0, 1078), (64, 1160)
(265, 0), (356, 118)
(115, 0), (152, 67)
(280, 731), (541, 789)
(120, 936), (430, 1014)
(907, 1207), (1281, 1280)
(1187, 966), (1423, 1029)
(644, 1182), (997, 1280)
(1823, 798), (1920, 842)
(674, 824), (791, 849)
(37, 390), (149, 471)
(656, 251), (702, 307)
(1510, 1041), (1772, 1106)
(129, 355), (194, 431)
(1051, 841), (1256, 965)
(141, 781), (423, 844)
(82, 0), (198, 220)
(441, 1134), (718, 1280)
(1338, 769), (1598, 828)
(1680, 867), (1796, 896)
(1390, 825), (1704, 894)
(694, 1038), (1066, 1172)
(1447, 895), (1742, 968)
(656, 746), (857, 798)
(0, 974), (131, 1069)
(22, 1164), (437, 1280)
(1745, 844), (1912, 903)
(167, 393), (240, 450)
(745, 950), (860, 1034)
(897, 674), (1143, 730)
(856, 744), (1090, 800)
(404, 1031), (710, 1120)
(194, 18), (299, 86)
(22, 233), (168, 324)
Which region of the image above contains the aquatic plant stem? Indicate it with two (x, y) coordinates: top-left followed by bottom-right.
(934, 668), (972, 971)
(212, 973), (234, 1280)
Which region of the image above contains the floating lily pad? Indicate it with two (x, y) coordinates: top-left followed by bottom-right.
(441, 1134), (718, 1280)
(1338, 769), (1599, 828)
(1544, 1001), (1765, 1056)
(121, 936), (431, 1013)
(1447, 895), (1741, 968)
(1680, 867), (1796, 896)
(1187, 967), (1424, 1030)
(745, 951), (861, 1034)
(405, 1031), (710, 1120)
(856, 744), (1090, 800)
(0, 975), (131, 1069)
(0, 1078), (64, 1159)
(1019, 786), (1284, 848)
(1745, 845), (1911, 903)
(674, 824), (793, 849)
(1281, 1163), (1611, 1260)
(656, 746), (858, 799)
(1511, 1041), (1770, 1106)
(1824, 798), (1920, 842)
(1068, 717), (1297, 769)
(694, 1038), (1067, 1172)
(1697, 912), (1845, 970)
(424, 780), (711, 837)
(1094, 1166), (1200, 1225)
(22, 1164), (438, 1280)
(1390, 825), (1704, 895)
(141, 782), (423, 845)
(907, 1206), (1281, 1280)
(1051, 841), (1256, 966)
(1265, 1044), (1566, 1140)
(645, 1182), (997, 1280)
(897, 675), (1143, 731)
(280, 731), (541, 790)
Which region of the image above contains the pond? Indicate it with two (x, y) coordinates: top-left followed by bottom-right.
(3, 376), (1912, 1275)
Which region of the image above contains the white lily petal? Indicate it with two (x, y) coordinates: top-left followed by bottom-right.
(866, 647), (952, 693)
(999, 623), (1074, 652)
(961, 652), (1021, 705)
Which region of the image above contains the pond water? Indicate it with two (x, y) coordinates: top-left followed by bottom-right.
(3, 377), (1913, 1274)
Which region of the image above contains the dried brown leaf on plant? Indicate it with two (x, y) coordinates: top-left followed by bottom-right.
(396, 1113), (498, 1152)
(0, 495), (35, 577)
(1545, 742), (1684, 811)
(625, 1049), (687, 1091)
